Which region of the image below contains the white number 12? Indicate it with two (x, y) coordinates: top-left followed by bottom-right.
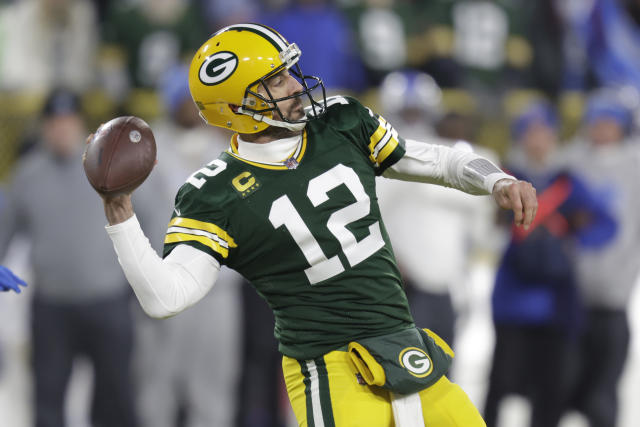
(268, 164), (384, 284)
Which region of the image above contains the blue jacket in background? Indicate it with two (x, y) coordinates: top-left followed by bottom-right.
(262, 4), (366, 92)
(492, 169), (617, 335)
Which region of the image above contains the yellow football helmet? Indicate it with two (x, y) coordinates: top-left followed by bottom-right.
(188, 23), (327, 134)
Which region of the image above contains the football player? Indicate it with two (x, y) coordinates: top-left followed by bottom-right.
(0, 266), (27, 293)
(95, 24), (536, 426)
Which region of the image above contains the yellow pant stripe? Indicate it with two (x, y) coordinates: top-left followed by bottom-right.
(283, 350), (486, 426)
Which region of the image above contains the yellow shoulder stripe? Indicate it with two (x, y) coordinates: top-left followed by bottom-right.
(369, 118), (388, 151)
(168, 217), (237, 247)
(377, 137), (399, 164)
(164, 233), (232, 258)
(368, 116), (399, 164)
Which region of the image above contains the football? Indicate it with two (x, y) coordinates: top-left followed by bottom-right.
(83, 116), (157, 197)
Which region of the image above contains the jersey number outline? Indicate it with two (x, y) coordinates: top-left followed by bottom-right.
(186, 159), (227, 189)
(269, 164), (384, 284)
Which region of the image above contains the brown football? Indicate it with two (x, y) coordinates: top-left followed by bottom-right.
(83, 116), (156, 196)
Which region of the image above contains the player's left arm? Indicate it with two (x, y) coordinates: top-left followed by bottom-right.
(383, 139), (537, 228)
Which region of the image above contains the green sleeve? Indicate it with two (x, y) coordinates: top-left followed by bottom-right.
(162, 184), (237, 265)
(324, 96), (406, 175)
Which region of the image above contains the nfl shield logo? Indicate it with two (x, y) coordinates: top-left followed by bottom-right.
(285, 157), (299, 170)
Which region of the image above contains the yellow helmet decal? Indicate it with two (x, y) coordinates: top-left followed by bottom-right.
(198, 51), (239, 86)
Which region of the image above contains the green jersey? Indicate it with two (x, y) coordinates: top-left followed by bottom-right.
(163, 96), (414, 359)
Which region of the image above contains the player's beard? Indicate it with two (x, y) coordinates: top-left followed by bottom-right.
(280, 96), (305, 122)
(259, 97), (305, 139)
(257, 123), (300, 140)
(239, 95), (306, 142)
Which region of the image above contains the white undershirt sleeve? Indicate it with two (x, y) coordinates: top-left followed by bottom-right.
(105, 215), (220, 318)
(382, 139), (515, 195)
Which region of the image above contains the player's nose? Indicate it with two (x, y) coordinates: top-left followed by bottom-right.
(287, 73), (303, 94)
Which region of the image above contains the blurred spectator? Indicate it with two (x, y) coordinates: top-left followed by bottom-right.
(563, 89), (640, 427)
(376, 70), (443, 138)
(0, 0), (98, 92)
(199, 0), (256, 28)
(560, 0), (640, 91)
(262, 0), (366, 92)
(133, 65), (242, 427)
(522, 0), (566, 97)
(101, 0), (207, 92)
(0, 89), (150, 427)
(484, 101), (617, 427)
(358, 0), (534, 90)
(376, 70), (496, 345)
(340, 0), (408, 86)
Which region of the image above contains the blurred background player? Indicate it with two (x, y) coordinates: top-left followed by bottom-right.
(484, 101), (617, 427)
(0, 88), (163, 427)
(100, 0), (207, 97)
(563, 89), (640, 427)
(133, 65), (242, 427)
(0, 0), (98, 93)
(376, 69), (496, 346)
(0, 88), (138, 427)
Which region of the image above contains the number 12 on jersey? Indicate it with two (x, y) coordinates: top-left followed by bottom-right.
(269, 164), (385, 284)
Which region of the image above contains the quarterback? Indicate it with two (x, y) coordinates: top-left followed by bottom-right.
(96, 24), (537, 426)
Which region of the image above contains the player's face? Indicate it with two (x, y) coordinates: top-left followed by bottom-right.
(520, 122), (557, 165)
(588, 118), (624, 146)
(261, 69), (305, 122)
(43, 113), (85, 158)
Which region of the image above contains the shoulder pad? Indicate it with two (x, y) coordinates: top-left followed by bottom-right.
(307, 95), (370, 115)
(307, 95), (374, 131)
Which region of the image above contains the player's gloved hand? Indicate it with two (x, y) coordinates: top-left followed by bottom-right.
(0, 266), (27, 293)
(492, 178), (538, 229)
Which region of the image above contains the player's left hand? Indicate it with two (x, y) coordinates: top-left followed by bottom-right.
(492, 179), (537, 229)
(0, 266), (27, 293)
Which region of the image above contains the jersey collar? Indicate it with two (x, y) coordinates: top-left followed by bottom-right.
(227, 129), (308, 170)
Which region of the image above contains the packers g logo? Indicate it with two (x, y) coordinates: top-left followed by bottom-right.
(398, 347), (433, 378)
(199, 51), (238, 86)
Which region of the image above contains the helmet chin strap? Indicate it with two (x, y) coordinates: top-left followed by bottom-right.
(237, 107), (306, 132)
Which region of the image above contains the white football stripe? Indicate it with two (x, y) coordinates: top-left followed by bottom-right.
(226, 23), (288, 51)
(305, 360), (325, 427)
(166, 226), (229, 249)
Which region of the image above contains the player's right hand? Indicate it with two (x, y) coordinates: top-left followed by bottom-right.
(85, 131), (136, 225)
(492, 179), (538, 229)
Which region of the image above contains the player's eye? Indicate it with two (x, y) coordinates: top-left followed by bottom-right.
(267, 72), (287, 88)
